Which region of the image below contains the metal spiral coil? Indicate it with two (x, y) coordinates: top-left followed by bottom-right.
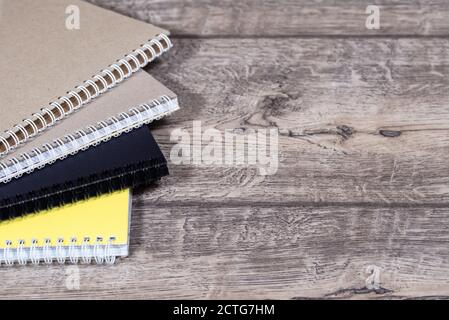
(1, 237), (119, 266)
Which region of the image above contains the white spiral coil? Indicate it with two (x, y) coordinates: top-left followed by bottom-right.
(0, 236), (120, 266)
(0, 95), (179, 183)
(0, 33), (173, 157)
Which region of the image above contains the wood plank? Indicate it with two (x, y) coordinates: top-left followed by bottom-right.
(2, 204), (449, 299)
(137, 38), (449, 205)
(87, 0), (449, 37)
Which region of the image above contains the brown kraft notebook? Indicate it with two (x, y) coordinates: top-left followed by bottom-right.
(0, 0), (172, 157)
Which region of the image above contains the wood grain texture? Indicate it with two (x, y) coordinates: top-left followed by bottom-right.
(87, 0), (449, 36)
(4, 1), (449, 300)
(2, 205), (449, 299)
(145, 38), (449, 205)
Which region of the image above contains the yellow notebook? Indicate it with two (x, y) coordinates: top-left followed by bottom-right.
(0, 189), (131, 266)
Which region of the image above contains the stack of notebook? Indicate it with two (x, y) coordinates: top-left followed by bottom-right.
(0, 0), (179, 265)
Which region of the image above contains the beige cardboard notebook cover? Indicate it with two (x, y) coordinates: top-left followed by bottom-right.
(0, 0), (172, 156)
(0, 71), (179, 183)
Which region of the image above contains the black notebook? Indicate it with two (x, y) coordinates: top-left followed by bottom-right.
(0, 126), (168, 220)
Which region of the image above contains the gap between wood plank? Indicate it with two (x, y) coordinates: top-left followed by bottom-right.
(171, 34), (449, 40)
(135, 199), (449, 210)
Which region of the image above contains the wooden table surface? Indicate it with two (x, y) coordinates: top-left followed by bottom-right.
(3, 0), (449, 300)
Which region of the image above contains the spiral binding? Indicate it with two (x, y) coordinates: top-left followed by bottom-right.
(0, 95), (179, 183)
(0, 33), (173, 157)
(0, 236), (123, 266)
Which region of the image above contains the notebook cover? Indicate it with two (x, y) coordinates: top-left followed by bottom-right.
(0, 189), (130, 249)
(0, 125), (168, 220)
(1, 71), (176, 165)
(0, 189), (131, 265)
(0, 0), (170, 154)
